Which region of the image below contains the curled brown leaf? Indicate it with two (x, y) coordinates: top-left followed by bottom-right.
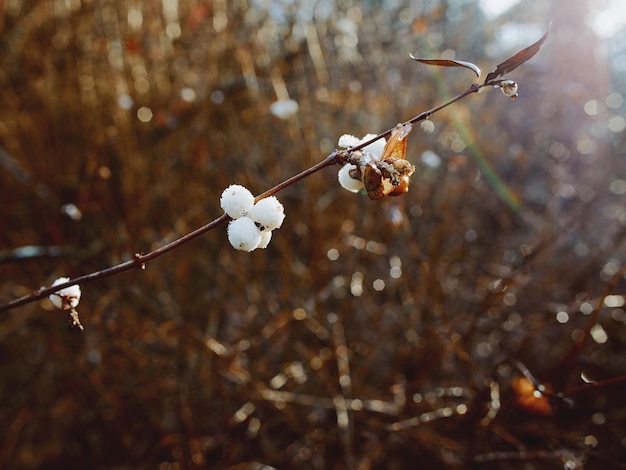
(484, 23), (551, 85)
(409, 54), (482, 80)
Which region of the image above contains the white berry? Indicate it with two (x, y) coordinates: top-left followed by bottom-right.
(338, 164), (364, 193)
(227, 216), (262, 251)
(220, 185), (255, 219)
(49, 277), (81, 310)
(249, 196), (285, 231)
(255, 230), (273, 249)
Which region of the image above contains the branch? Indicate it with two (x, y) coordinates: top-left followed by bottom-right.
(0, 26), (551, 316)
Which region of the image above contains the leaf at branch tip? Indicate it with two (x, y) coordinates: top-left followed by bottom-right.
(484, 22), (551, 84)
(409, 53), (482, 80)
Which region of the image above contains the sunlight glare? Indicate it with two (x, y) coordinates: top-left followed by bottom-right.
(589, 0), (626, 38)
(479, 0), (521, 19)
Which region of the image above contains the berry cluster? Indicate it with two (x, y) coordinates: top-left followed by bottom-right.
(220, 185), (285, 251)
(336, 123), (415, 200)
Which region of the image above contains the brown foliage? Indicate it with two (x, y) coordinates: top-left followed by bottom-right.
(1, 0), (625, 468)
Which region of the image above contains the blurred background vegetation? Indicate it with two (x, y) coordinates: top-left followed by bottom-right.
(1, 0), (625, 468)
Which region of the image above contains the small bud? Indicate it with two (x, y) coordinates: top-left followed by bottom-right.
(338, 164), (364, 193)
(227, 216), (262, 251)
(499, 80), (518, 100)
(250, 196), (285, 231)
(220, 185), (255, 219)
(49, 277), (81, 310)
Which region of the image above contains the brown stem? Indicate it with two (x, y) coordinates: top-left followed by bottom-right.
(255, 152), (340, 201)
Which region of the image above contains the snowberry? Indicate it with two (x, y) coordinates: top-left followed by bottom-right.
(249, 196), (285, 231)
(338, 164), (364, 193)
(227, 216), (262, 251)
(359, 133), (385, 158)
(338, 133), (385, 158)
(255, 230), (273, 249)
(49, 277), (81, 310)
(220, 185), (255, 219)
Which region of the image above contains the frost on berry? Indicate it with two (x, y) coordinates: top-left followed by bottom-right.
(338, 164), (364, 193)
(338, 134), (360, 149)
(49, 277), (81, 310)
(249, 196), (285, 231)
(227, 216), (262, 251)
(220, 184), (255, 219)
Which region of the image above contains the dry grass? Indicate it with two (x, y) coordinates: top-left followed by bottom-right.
(1, 0), (625, 468)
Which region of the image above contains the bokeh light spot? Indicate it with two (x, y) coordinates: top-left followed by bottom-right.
(137, 106), (153, 122)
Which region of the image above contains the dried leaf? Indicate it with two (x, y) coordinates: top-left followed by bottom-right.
(484, 23), (551, 84)
(356, 123), (416, 200)
(381, 123), (412, 161)
(363, 165), (395, 200)
(410, 54), (481, 80)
